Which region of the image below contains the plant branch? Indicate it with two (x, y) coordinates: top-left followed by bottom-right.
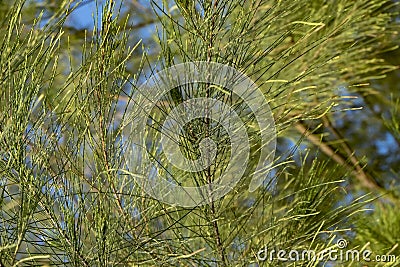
(294, 122), (380, 190)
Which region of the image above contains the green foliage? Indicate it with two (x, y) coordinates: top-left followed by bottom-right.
(0, 0), (399, 266)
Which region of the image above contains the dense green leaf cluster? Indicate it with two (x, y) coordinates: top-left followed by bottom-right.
(0, 0), (399, 266)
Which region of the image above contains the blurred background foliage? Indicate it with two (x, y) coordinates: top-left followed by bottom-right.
(0, 0), (399, 266)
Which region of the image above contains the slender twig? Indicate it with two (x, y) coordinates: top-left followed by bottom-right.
(294, 122), (380, 190)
